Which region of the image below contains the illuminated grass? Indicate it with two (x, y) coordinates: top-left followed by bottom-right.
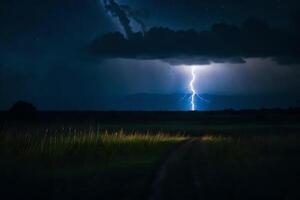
(0, 129), (186, 200)
(0, 129), (186, 166)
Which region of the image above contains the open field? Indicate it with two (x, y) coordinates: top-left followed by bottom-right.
(152, 135), (300, 200)
(0, 129), (185, 200)
(0, 110), (300, 200)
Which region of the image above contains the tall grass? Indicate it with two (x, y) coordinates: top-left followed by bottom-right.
(201, 134), (300, 160)
(0, 129), (186, 167)
(0, 128), (186, 200)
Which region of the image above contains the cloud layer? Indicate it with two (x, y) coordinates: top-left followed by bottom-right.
(90, 17), (300, 65)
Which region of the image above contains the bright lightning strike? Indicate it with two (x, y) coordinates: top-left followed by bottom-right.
(182, 65), (209, 110)
(189, 66), (197, 111)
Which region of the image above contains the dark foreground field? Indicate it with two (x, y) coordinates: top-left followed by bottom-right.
(0, 110), (300, 200)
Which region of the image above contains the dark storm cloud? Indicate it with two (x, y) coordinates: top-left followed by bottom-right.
(90, 17), (300, 65)
(122, 5), (149, 34)
(102, 0), (148, 38)
(163, 57), (246, 66)
(103, 0), (134, 38)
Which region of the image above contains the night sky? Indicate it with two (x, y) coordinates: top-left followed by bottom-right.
(1, 0), (300, 110)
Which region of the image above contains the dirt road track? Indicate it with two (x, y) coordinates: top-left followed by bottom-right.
(149, 138), (205, 200)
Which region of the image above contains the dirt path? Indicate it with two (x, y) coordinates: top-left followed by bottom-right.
(149, 138), (205, 200)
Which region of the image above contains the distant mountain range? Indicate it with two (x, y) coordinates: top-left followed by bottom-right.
(4, 94), (300, 111)
(110, 93), (300, 111)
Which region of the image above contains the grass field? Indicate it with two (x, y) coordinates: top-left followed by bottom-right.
(156, 134), (300, 200)
(0, 111), (300, 200)
(202, 134), (300, 194)
(0, 128), (186, 200)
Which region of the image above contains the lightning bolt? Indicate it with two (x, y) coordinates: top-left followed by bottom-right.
(183, 65), (209, 111)
(189, 66), (197, 111)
